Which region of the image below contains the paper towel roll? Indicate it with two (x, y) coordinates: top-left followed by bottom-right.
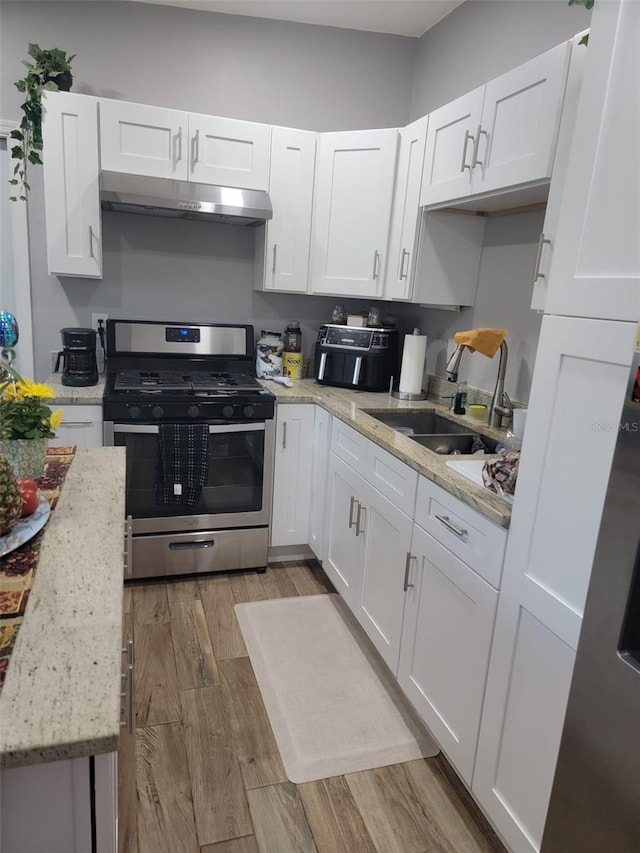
(399, 331), (427, 395)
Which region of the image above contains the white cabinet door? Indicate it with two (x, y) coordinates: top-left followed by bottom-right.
(42, 92), (102, 278)
(399, 523), (498, 785)
(472, 314), (637, 853)
(323, 453), (366, 610)
(52, 405), (104, 448)
(420, 87), (484, 207)
(355, 482), (413, 674)
(474, 42), (571, 195)
(99, 99), (188, 179)
(308, 406), (331, 561)
(544, 0), (640, 322)
(263, 126), (316, 293)
(384, 116), (428, 301)
(310, 128), (398, 297)
(270, 404), (314, 547)
(531, 33), (587, 311)
(188, 113), (271, 190)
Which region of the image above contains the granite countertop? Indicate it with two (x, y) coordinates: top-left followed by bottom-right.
(264, 379), (513, 528)
(0, 447), (126, 769)
(44, 374), (106, 405)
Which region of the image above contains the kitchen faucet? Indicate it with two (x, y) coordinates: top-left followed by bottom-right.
(445, 341), (513, 428)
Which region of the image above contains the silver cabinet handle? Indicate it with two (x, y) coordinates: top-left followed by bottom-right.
(472, 125), (489, 167)
(533, 232), (552, 282)
(123, 514), (133, 577)
(272, 243), (278, 274)
(403, 552), (416, 592)
(282, 421), (287, 450)
(372, 250), (380, 280)
(435, 513), (468, 539)
(352, 356), (363, 386)
(113, 422), (264, 435)
(318, 352), (327, 381)
(348, 495), (358, 529)
(88, 226), (94, 258)
(61, 420), (92, 427)
(399, 248), (409, 280)
(460, 129), (475, 173)
(192, 128), (200, 165)
(355, 502), (366, 536)
(176, 126), (183, 162)
(120, 639), (134, 734)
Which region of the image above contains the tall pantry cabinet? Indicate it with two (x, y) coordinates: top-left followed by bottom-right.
(472, 3), (640, 852)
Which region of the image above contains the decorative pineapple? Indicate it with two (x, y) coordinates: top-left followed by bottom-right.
(0, 455), (22, 535)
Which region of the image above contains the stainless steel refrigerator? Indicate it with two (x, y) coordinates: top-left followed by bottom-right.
(542, 346), (640, 852)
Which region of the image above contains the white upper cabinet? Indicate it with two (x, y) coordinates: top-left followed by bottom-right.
(99, 100), (188, 179)
(261, 126), (316, 293)
(384, 116), (429, 301)
(420, 87), (484, 207)
(42, 92), (102, 278)
(310, 128), (398, 298)
(420, 41), (571, 207)
(531, 33), (587, 311)
(543, 0), (640, 322)
(188, 112), (270, 190)
(99, 100), (271, 189)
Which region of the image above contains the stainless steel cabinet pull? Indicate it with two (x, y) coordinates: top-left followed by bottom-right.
(348, 495), (358, 530)
(88, 226), (94, 258)
(272, 243), (278, 274)
(318, 352), (327, 381)
(372, 250), (380, 280)
(533, 232), (552, 282)
(435, 513), (468, 538)
(399, 248), (409, 280)
(472, 125), (489, 167)
(61, 421), (92, 427)
(169, 539), (214, 550)
(355, 503), (366, 536)
(282, 421), (287, 450)
(120, 639), (134, 734)
(176, 127), (183, 162)
(192, 129), (200, 165)
(123, 514), (133, 577)
(460, 130), (475, 173)
(403, 552), (416, 592)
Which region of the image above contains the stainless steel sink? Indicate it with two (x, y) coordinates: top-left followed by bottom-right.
(411, 433), (498, 455)
(366, 411), (471, 435)
(365, 410), (499, 455)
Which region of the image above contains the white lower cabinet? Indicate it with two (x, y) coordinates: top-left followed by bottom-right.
(52, 405), (104, 448)
(398, 522), (498, 785)
(270, 404), (315, 547)
(308, 407), (331, 561)
(1, 752), (117, 853)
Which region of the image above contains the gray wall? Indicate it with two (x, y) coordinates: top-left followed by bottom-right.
(1, 1), (591, 390)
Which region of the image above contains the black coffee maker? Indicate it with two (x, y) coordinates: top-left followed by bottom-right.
(55, 327), (99, 387)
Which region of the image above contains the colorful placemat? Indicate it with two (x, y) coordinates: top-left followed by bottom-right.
(0, 446), (76, 692)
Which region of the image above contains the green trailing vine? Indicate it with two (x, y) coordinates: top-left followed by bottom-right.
(569, 0), (593, 44)
(9, 43), (75, 201)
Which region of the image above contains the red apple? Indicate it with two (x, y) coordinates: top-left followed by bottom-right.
(18, 478), (39, 517)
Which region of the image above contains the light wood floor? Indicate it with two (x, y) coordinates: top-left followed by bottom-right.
(119, 562), (505, 853)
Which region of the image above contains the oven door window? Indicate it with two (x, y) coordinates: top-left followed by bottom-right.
(114, 425), (266, 518)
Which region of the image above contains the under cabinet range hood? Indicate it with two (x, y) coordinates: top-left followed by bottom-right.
(99, 171), (272, 225)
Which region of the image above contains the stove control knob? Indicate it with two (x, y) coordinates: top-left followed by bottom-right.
(243, 405), (255, 418)
(151, 405), (164, 419)
(129, 405), (141, 419)
(223, 405), (235, 419)
(187, 405), (200, 418)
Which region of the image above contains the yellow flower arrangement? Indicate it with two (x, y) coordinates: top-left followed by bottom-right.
(0, 363), (61, 439)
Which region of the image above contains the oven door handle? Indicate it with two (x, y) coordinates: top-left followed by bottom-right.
(111, 422), (265, 435)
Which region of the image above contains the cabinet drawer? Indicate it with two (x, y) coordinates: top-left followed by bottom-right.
(415, 476), (506, 588)
(330, 418), (367, 469)
(365, 442), (418, 517)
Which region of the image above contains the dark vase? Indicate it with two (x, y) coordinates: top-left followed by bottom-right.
(55, 71), (73, 92)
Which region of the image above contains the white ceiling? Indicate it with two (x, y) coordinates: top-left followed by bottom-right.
(131, 0), (466, 38)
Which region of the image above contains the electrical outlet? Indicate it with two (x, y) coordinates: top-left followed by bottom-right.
(51, 350), (59, 373)
(91, 312), (108, 334)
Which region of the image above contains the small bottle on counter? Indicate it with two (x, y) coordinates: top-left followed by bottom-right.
(282, 320), (304, 380)
(453, 381), (468, 415)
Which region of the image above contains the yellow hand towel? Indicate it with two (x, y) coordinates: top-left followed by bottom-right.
(453, 328), (508, 359)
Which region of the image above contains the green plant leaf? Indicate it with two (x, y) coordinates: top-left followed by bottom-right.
(9, 129), (24, 140)
(579, 33), (590, 45)
(568, 0), (594, 8)
(8, 178), (18, 185)
(28, 150), (42, 165)
(43, 81), (58, 91)
(11, 145), (23, 158)
(15, 80), (26, 92)
(9, 196), (17, 202)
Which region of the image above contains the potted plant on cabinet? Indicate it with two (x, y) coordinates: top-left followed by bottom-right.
(9, 43), (76, 201)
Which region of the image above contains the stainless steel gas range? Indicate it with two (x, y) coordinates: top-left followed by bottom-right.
(103, 319), (275, 580)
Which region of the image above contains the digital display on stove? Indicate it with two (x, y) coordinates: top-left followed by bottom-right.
(166, 326), (200, 343)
